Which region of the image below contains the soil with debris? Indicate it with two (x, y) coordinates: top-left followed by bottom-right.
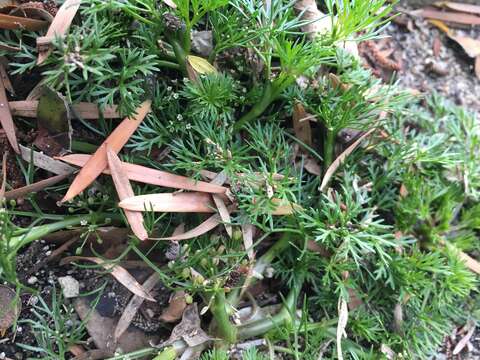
(386, 9), (480, 113)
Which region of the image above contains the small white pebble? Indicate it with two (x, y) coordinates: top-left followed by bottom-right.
(27, 276), (38, 285)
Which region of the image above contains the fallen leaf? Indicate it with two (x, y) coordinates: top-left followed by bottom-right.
(71, 350), (112, 360)
(0, 12), (49, 31)
(241, 223), (255, 260)
(68, 344), (85, 357)
(160, 290), (187, 323)
(119, 192), (216, 213)
(9, 101), (120, 119)
(0, 57), (14, 94)
(36, 87), (72, 152)
(186, 55), (217, 81)
(114, 271), (160, 341)
(476, 56), (480, 79)
(61, 100), (151, 202)
(399, 183), (408, 198)
(58, 153), (227, 194)
(156, 304), (211, 348)
(60, 256), (155, 301)
(418, 8), (480, 25)
(304, 156), (321, 176)
(433, 36), (442, 58)
(0, 153), (6, 201)
(336, 296), (348, 360)
(0, 285), (20, 335)
(162, 0), (176, 9)
(37, 0), (82, 65)
(453, 322), (475, 355)
(292, 101), (313, 147)
(152, 214), (221, 241)
(4, 172), (71, 200)
(0, 72), (19, 153)
(434, 2), (480, 15)
(74, 297), (157, 354)
(320, 129), (375, 192)
(106, 147), (148, 241)
(9, 5), (54, 22)
(19, 144), (75, 175)
(213, 194), (232, 237)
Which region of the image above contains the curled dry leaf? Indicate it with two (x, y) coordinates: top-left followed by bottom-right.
(5, 172), (71, 200)
(160, 290), (187, 323)
(60, 256), (155, 301)
(61, 100), (151, 202)
(320, 129), (375, 192)
(9, 101), (120, 119)
(241, 223), (255, 260)
(0, 72), (19, 153)
(58, 153), (226, 194)
(114, 272), (160, 341)
(106, 147), (148, 241)
(37, 0), (82, 65)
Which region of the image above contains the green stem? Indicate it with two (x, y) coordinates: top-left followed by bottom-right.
(10, 213), (115, 250)
(157, 60), (181, 70)
(170, 39), (188, 76)
(237, 283), (300, 339)
(152, 346), (177, 360)
(71, 140), (98, 153)
(211, 290), (238, 344)
(228, 231), (293, 307)
(323, 129), (335, 170)
(233, 81), (278, 133)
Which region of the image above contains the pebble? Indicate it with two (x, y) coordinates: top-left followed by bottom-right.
(27, 276), (38, 285)
(58, 276), (79, 298)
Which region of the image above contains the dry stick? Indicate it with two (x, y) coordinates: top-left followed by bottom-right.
(61, 100), (151, 202)
(0, 13), (49, 31)
(0, 74), (19, 154)
(9, 101), (120, 119)
(114, 271), (160, 341)
(5, 173), (71, 200)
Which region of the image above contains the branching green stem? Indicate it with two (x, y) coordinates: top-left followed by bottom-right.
(211, 290), (238, 344)
(323, 128), (336, 170)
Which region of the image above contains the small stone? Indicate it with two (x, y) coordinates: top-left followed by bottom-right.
(27, 276), (38, 285)
(58, 276), (79, 298)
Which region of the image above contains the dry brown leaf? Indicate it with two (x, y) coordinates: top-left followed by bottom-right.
(453, 322), (475, 355)
(152, 214), (221, 241)
(162, 0), (177, 9)
(114, 271), (160, 341)
(336, 297), (348, 360)
(304, 156), (321, 176)
(476, 56), (480, 80)
(107, 147), (148, 241)
(68, 344), (85, 357)
(0, 153), (6, 202)
(418, 8), (480, 25)
(399, 183), (408, 198)
(58, 153), (226, 193)
(0, 58), (14, 94)
(212, 194), (232, 237)
(37, 0), (82, 65)
(19, 145), (75, 175)
(0, 285), (21, 334)
(457, 250), (480, 274)
(61, 100), (151, 202)
(434, 2), (480, 15)
(293, 0), (330, 38)
(292, 101), (313, 147)
(60, 256), (155, 301)
(320, 129), (375, 192)
(241, 223), (255, 260)
(9, 101), (120, 119)
(5, 172), (70, 200)
(0, 12), (49, 30)
(159, 290), (187, 323)
(119, 192), (216, 213)
(0, 74), (19, 153)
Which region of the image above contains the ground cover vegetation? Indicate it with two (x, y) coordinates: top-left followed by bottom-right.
(0, 0), (479, 359)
